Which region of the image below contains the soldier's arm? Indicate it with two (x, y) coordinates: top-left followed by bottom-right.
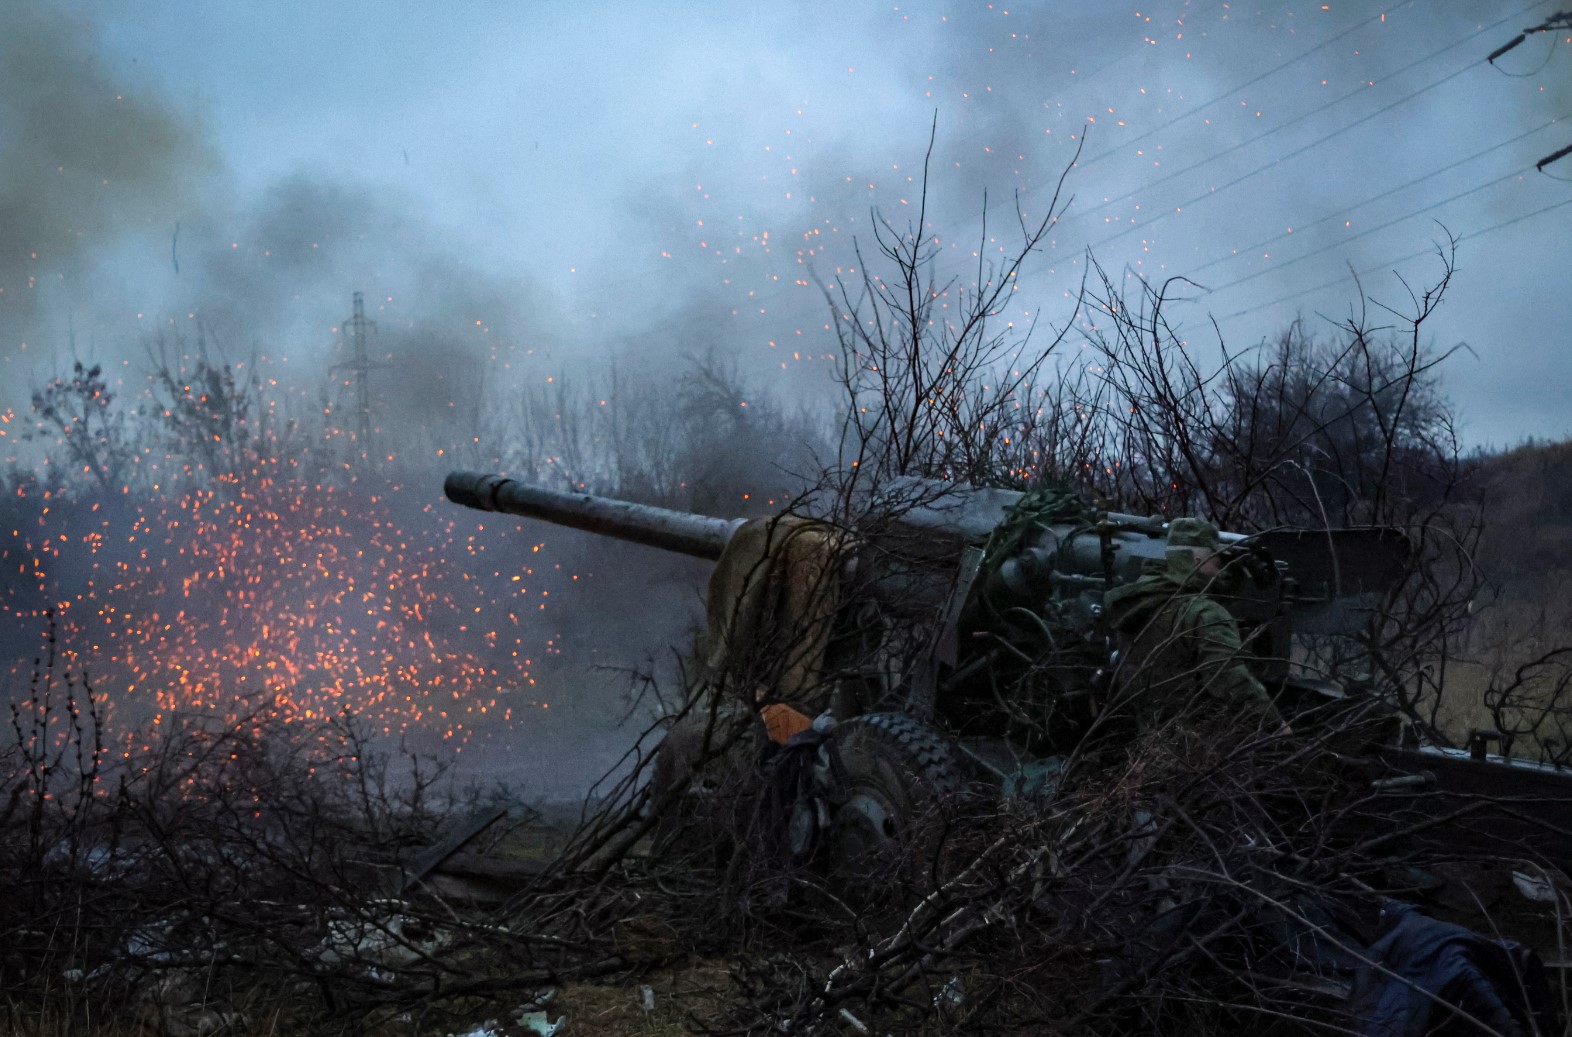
(1184, 597), (1276, 717)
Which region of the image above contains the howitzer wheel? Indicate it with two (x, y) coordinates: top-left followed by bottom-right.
(823, 713), (968, 893)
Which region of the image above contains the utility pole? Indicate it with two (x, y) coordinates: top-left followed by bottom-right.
(332, 291), (382, 460)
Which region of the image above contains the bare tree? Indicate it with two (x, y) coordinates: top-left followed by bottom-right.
(824, 127), (1085, 489)
(145, 327), (268, 486)
(28, 361), (140, 494)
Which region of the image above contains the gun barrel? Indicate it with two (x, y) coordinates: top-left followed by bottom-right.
(443, 471), (743, 560)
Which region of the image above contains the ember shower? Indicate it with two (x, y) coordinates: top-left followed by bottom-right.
(1, 378), (579, 750)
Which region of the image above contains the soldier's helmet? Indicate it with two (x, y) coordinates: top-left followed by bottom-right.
(1166, 517), (1221, 551)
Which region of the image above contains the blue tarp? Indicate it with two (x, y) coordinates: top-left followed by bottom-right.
(1349, 900), (1556, 1037)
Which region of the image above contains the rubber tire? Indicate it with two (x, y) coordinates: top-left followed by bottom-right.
(823, 712), (966, 895)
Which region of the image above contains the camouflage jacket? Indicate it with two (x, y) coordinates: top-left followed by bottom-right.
(1101, 554), (1274, 727)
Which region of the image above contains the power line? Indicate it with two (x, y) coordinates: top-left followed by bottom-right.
(940, 1), (1228, 164)
(1065, 0), (1410, 176)
(910, 0), (1554, 304)
(1085, 35), (1523, 253)
(562, 5), (1563, 343)
(647, 115), (1563, 351)
(1218, 194), (1572, 322)
(1200, 165), (1535, 297)
(574, 7), (1500, 322)
(1074, 1), (1544, 219)
(1185, 115), (1564, 278)
(666, 122), (1563, 346)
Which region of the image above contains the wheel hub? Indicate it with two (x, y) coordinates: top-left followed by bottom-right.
(832, 788), (904, 867)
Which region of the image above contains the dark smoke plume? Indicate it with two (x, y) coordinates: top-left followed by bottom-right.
(0, 5), (215, 348)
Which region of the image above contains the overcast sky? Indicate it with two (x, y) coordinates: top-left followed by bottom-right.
(4, 0), (1568, 451)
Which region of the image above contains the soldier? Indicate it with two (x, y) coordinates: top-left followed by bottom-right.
(1102, 517), (1287, 735)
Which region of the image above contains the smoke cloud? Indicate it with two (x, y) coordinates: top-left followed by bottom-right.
(0, 4), (215, 350)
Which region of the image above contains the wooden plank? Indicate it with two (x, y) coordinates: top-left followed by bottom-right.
(398, 805), (508, 895)
(436, 849), (550, 883)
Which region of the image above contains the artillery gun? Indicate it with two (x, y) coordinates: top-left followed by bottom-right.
(444, 469), (1572, 1033)
(443, 470), (1401, 720)
(442, 470), (1572, 874)
(449, 474), (1572, 879)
